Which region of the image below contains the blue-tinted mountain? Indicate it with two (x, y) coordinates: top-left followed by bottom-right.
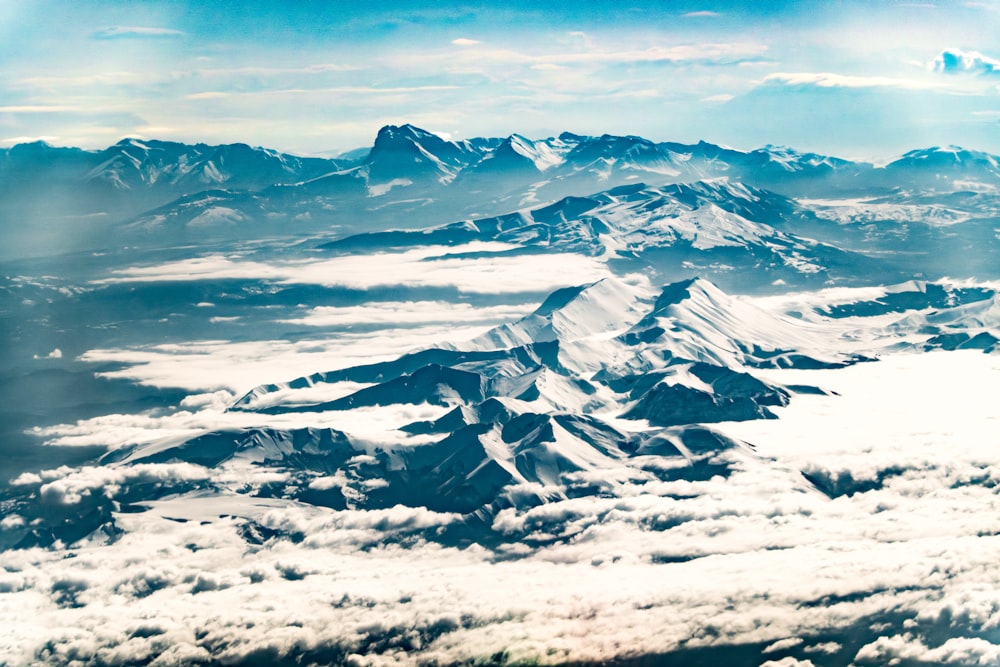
(8, 124), (1000, 262)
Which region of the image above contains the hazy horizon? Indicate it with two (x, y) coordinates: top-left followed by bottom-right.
(3, 1), (1000, 159)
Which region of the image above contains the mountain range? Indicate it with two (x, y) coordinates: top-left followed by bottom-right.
(6, 272), (998, 549)
(5, 124), (1000, 268)
(4, 124), (1000, 667)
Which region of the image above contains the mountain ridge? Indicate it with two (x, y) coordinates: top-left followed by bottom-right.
(7, 123), (1000, 263)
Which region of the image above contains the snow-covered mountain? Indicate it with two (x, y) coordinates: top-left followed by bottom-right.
(8, 124), (1000, 262)
(5, 124), (1000, 667)
(884, 145), (1000, 192)
(0, 138), (349, 217)
(6, 271), (996, 553)
(321, 179), (898, 291)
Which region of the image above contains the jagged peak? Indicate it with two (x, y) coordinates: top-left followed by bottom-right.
(528, 276), (653, 331)
(557, 131), (588, 143)
(114, 137), (151, 149)
(375, 123), (429, 141)
(8, 139), (65, 154)
(647, 278), (735, 317)
(372, 123), (464, 149)
(532, 282), (597, 317)
(652, 277), (704, 310)
(530, 194), (602, 222)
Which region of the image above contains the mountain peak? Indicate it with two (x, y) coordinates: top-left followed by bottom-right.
(652, 277), (703, 310)
(366, 123), (480, 184)
(558, 131), (588, 143)
(375, 123), (433, 142)
(8, 139), (59, 154)
(115, 137), (150, 148)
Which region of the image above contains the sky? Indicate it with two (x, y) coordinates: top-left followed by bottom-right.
(2, 0), (1000, 159)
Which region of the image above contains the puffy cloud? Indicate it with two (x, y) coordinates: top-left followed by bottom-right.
(855, 635), (1000, 665)
(763, 637), (805, 654)
(933, 48), (1000, 75)
(32, 463), (211, 505)
(760, 659), (815, 667)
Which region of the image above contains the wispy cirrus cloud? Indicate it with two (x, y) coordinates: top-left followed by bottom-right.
(406, 41), (769, 70)
(762, 71), (943, 90)
(0, 105), (77, 113)
(1, 135), (60, 145)
(3, 2), (999, 160)
(16, 64), (358, 91)
(185, 85), (460, 101)
(280, 301), (532, 328)
(91, 26), (185, 40)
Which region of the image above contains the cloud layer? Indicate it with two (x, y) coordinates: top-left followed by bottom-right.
(6, 300), (1000, 664)
(98, 244), (610, 295)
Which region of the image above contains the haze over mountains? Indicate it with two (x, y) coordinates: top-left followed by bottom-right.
(2, 124), (1000, 666)
(5, 124), (1000, 276)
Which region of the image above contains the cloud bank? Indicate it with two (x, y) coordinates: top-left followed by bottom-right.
(6, 327), (1000, 665)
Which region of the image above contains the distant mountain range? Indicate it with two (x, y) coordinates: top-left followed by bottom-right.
(3, 123), (999, 230)
(5, 123), (1000, 285)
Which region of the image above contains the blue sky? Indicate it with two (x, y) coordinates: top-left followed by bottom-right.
(2, 0), (999, 158)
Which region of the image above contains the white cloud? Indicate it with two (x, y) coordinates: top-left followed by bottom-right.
(280, 301), (532, 327)
(855, 635), (1000, 665)
(0, 106), (75, 114)
(682, 11), (722, 18)
(763, 637), (805, 654)
(185, 85), (461, 100)
(91, 26), (185, 40)
(95, 244), (611, 295)
(763, 72), (942, 90)
(0, 135), (61, 146)
(760, 659), (815, 667)
(451, 38), (480, 46)
(933, 48), (1000, 74)
(24, 463), (211, 506)
(68, 315), (528, 395)
(414, 42), (768, 68)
